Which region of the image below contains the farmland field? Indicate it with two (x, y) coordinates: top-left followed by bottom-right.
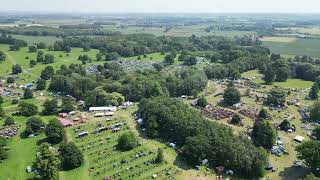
(262, 38), (320, 58)
(104, 25), (254, 37)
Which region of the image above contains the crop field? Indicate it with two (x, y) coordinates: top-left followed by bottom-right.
(260, 36), (298, 43)
(12, 35), (61, 45)
(262, 38), (320, 58)
(104, 25), (254, 37)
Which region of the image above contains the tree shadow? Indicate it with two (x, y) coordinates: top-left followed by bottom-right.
(278, 167), (311, 180)
(36, 138), (48, 145)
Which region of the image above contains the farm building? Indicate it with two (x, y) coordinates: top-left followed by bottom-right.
(89, 106), (117, 112)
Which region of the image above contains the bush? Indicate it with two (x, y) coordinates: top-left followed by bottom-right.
(197, 97), (208, 108)
(59, 142), (84, 170)
(155, 148), (164, 163)
(223, 85), (241, 106)
(36, 79), (46, 90)
(0, 96), (3, 104)
(279, 119), (291, 131)
(23, 88), (33, 99)
(117, 132), (139, 151)
(4, 117), (15, 126)
(11, 99), (19, 104)
(6, 76), (15, 83)
(230, 114), (242, 125)
(259, 108), (269, 119)
(12, 64), (22, 74)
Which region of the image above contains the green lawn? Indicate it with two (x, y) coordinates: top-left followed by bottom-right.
(123, 52), (165, 61)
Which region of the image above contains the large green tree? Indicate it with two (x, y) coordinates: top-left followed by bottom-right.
(296, 140), (320, 176)
(223, 85), (241, 106)
(266, 88), (287, 107)
(32, 143), (61, 180)
(117, 132), (140, 151)
(43, 98), (59, 115)
(18, 102), (38, 116)
(252, 120), (277, 149)
(310, 102), (320, 123)
(45, 119), (65, 144)
(59, 142), (84, 170)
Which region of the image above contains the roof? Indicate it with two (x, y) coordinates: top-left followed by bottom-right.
(59, 118), (73, 127)
(89, 106), (117, 112)
(294, 135), (305, 142)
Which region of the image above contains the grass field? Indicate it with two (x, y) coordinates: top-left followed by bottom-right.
(262, 38), (320, 58)
(0, 44), (99, 83)
(123, 52), (165, 61)
(12, 35), (60, 45)
(260, 36), (298, 43)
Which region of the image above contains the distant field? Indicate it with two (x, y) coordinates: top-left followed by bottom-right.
(105, 26), (254, 37)
(261, 36), (297, 43)
(296, 27), (320, 35)
(262, 38), (320, 58)
(12, 35), (60, 45)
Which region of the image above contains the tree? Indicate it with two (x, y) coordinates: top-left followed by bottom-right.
(0, 50), (6, 61)
(59, 142), (84, 170)
(0, 96), (3, 104)
(37, 51), (45, 62)
(28, 45), (37, 53)
(310, 102), (320, 123)
(266, 88), (287, 107)
(60, 97), (75, 113)
(155, 148), (164, 163)
(6, 76), (15, 83)
(279, 119), (291, 131)
(12, 64), (22, 74)
(259, 108), (269, 119)
(29, 59), (37, 67)
(184, 55), (197, 66)
(36, 79), (47, 90)
(32, 143), (60, 180)
(296, 140), (320, 176)
(117, 132), (139, 151)
(164, 53), (175, 65)
(18, 102), (38, 116)
(43, 99), (59, 115)
(23, 88), (33, 99)
(312, 126), (320, 140)
(44, 54), (54, 64)
(45, 119), (65, 144)
(25, 117), (45, 135)
(96, 53), (103, 61)
(0, 147), (8, 160)
(105, 52), (119, 61)
(0, 106), (5, 117)
(196, 97), (208, 108)
(252, 120), (277, 149)
(4, 117), (15, 126)
(223, 85), (241, 106)
(309, 83), (319, 100)
(304, 173), (320, 180)
(36, 42), (47, 49)
(230, 114), (242, 125)
(84, 87), (125, 107)
(40, 66), (55, 80)
(263, 67), (275, 85)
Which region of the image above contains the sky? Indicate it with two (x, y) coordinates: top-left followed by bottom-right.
(0, 0), (320, 13)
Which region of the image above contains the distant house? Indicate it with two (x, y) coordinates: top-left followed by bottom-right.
(294, 135), (305, 143)
(89, 106), (117, 112)
(59, 118), (73, 127)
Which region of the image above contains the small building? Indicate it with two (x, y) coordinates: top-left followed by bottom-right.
(137, 118), (144, 126)
(59, 118), (73, 127)
(294, 135), (305, 143)
(89, 106), (117, 112)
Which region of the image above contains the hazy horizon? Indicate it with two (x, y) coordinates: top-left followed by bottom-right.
(1, 0), (320, 13)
